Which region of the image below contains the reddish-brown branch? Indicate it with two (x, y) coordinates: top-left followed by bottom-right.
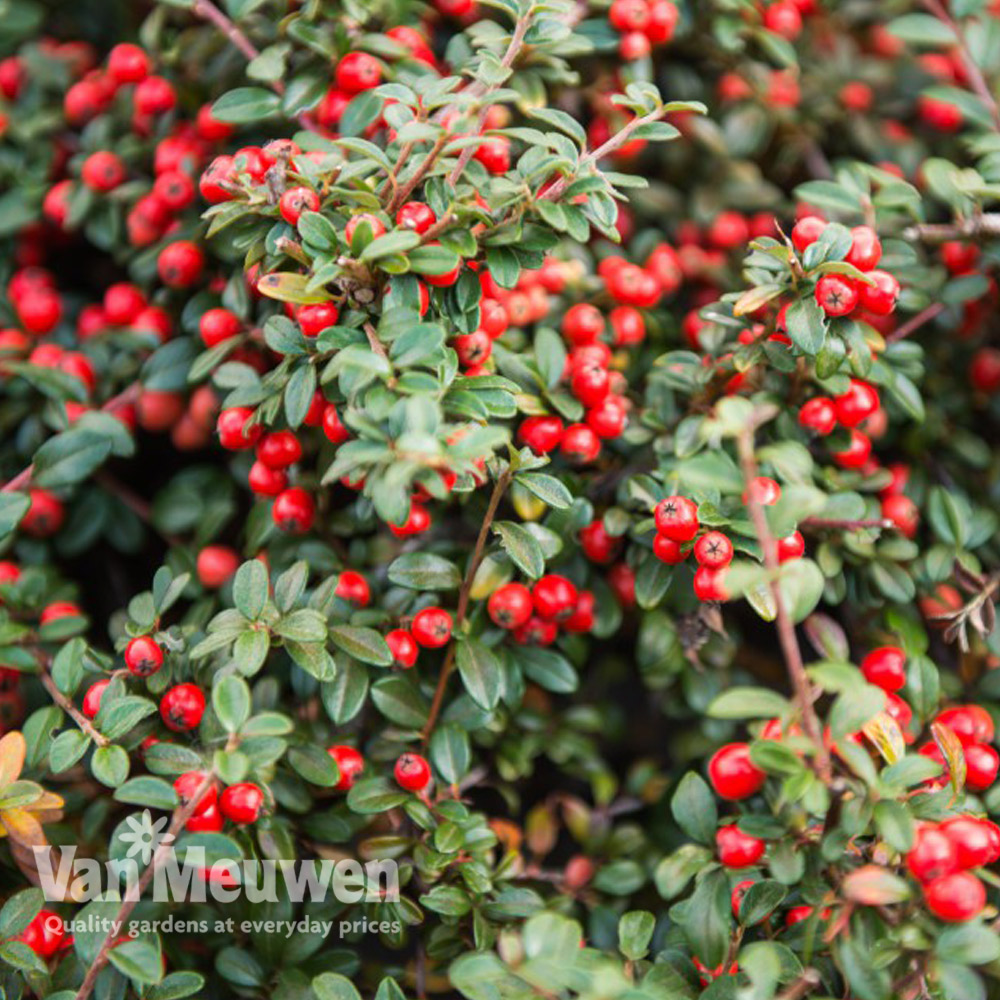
(192, 0), (267, 71)
(887, 302), (945, 343)
(74, 771), (218, 1000)
(422, 467), (512, 744)
(801, 517), (893, 531)
(36, 655), (110, 749)
(737, 429), (832, 784)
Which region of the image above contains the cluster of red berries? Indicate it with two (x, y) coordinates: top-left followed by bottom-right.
(325, 745), (432, 793)
(486, 574), (594, 646)
(175, 771), (266, 829)
(607, 0), (679, 61)
(83, 678), (205, 732)
(906, 817), (999, 922)
(792, 219), (900, 319)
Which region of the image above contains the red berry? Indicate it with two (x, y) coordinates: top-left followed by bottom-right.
(280, 186), (320, 225)
(412, 607), (453, 648)
(560, 423), (601, 463)
(935, 705), (995, 746)
(248, 461), (288, 496)
(518, 415), (564, 454)
(158, 240), (204, 288)
(394, 751), (432, 791)
(791, 216), (826, 253)
(329, 745), (365, 790)
(708, 743), (765, 800)
(532, 574), (578, 622)
(579, 520), (620, 564)
(815, 274), (858, 317)
(832, 429), (872, 469)
(335, 52), (382, 93)
(858, 270), (899, 316)
(160, 683), (206, 731)
(174, 771), (217, 815)
(860, 646), (906, 692)
(256, 430), (303, 469)
(923, 871), (985, 922)
(562, 303), (605, 346)
(217, 406), (262, 451)
(196, 545), (239, 588)
(125, 635), (164, 677)
(389, 502), (431, 538)
(488, 582), (534, 629)
(940, 817), (996, 870)
(693, 566), (728, 601)
(716, 824), (766, 867)
(272, 487), (315, 534)
(336, 571), (370, 607)
(965, 743), (999, 792)
(907, 825), (959, 883)
(587, 395), (628, 439)
(396, 201), (437, 234)
(653, 533), (687, 564)
(655, 496), (699, 541)
(473, 137), (511, 174)
(134, 75), (176, 115)
(199, 307), (241, 347)
(108, 43), (150, 83)
(694, 531), (734, 568)
(845, 226), (882, 271)
(82, 679), (110, 719)
(298, 302), (340, 337)
(18, 910), (65, 958)
(219, 782), (265, 824)
(81, 151), (126, 192)
(386, 629), (418, 668)
(882, 494), (919, 539)
(834, 379), (879, 428)
(153, 170), (196, 211)
(776, 530), (805, 562)
(22, 489), (64, 537)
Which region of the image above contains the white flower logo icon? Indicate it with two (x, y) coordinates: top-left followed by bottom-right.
(120, 810), (172, 865)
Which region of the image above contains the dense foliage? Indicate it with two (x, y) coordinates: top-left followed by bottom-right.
(2, 0), (1000, 998)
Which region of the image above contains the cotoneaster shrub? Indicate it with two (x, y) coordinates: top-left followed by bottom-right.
(1, 1), (1000, 999)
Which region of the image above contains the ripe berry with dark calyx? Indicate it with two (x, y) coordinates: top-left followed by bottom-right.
(814, 274), (858, 317)
(655, 496), (699, 542)
(197, 545), (239, 588)
(694, 531), (734, 568)
(834, 379), (879, 428)
(336, 570), (370, 607)
(488, 582), (534, 629)
(394, 752), (432, 791)
(174, 771), (217, 815)
(964, 743), (999, 792)
(335, 52), (382, 93)
(923, 871), (986, 922)
(272, 487), (315, 534)
(708, 742), (765, 800)
(153, 169), (195, 211)
(716, 824), (766, 867)
(412, 607), (453, 648)
(906, 825), (959, 883)
(329, 745), (365, 791)
(219, 782), (265, 824)
(22, 489), (65, 537)
(386, 629), (418, 668)
(82, 679), (110, 719)
(81, 151), (126, 192)
(125, 635), (164, 677)
(298, 302), (340, 337)
(160, 683), (206, 731)
(861, 646), (906, 692)
(280, 186), (320, 225)
(158, 240), (204, 288)
(532, 575), (578, 622)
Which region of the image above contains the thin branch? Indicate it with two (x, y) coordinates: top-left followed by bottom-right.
(737, 428), (832, 784)
(887, 302), (945, 343)
(36, 656), (110, 749)
(192, 0), (265, 69)
(903, 215), (1000, 244)
(922, 0), (1000, 132)
(74, 771), (218, 1000)
(539, 105), (669, 202)
(422, 467), (512, 744)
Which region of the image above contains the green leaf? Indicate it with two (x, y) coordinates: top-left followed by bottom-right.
(346, 776), (408, 813)
(492, 521), (545, 578)
(213, 675), (252, 734)
(314, 973), (363, 1000)
(515, 472), (573, 509)
(456, 640), (502, 711)
(370, 675), (428, 728)
(618, 910), (655, 961)
(387, 553), (461, 590)
(784, 297), (827, 355)
(671, 772), (717, 845)
(0, 492), (30, 541)
(91, 744), (130, 787)
(233, 559), (269, 619)
(49, 729), (91, 772)
(32, 429), (112, 489)
(288, 745), (340, 787)
(113, 776), (179, 810)
(707, 686), (791, 719)
(429, 724), (470, 784)
(329, 625), (392, 666)
(108, 939), (164, 985)
(738, 880), (787, 926)
(0, 888), (43, 938)
(212, 87), (282, 123)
